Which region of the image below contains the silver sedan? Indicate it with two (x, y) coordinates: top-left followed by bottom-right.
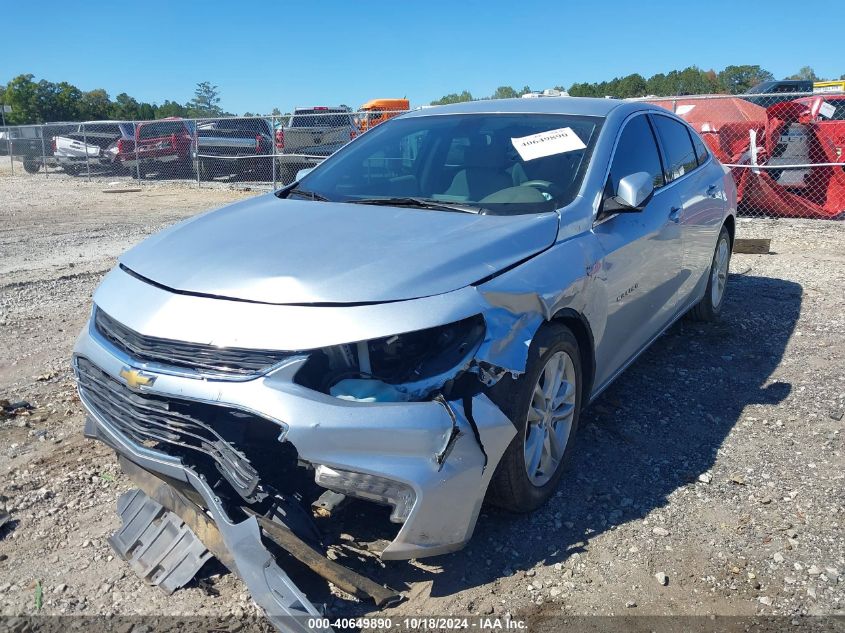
(73, 97), (736, 626)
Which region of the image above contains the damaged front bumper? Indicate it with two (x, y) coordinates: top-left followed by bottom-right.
(73, 305), (516, 624)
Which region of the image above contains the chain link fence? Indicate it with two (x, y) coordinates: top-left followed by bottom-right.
(641, 91), (845, 219)
(2, 93), (844, 219)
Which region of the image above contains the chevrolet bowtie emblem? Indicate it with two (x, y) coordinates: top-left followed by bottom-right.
(119, 367), (156, 390)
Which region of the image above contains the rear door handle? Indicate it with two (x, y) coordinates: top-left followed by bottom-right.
(706, 184), (719, 198)
(669, 207), (682, 223)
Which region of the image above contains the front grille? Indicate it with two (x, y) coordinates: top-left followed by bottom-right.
(94, 307), (292, 376)
(75, 356), (262, 500)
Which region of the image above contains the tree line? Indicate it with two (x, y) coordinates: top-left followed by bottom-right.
(431, 65), (845, 105)
(3, 64), (843, 125)
(0, 75), (236, 125)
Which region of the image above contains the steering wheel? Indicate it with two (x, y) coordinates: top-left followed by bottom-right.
(520, 179), (564, 199)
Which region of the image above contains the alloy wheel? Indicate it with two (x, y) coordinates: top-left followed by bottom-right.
(523, 351), (577, 487)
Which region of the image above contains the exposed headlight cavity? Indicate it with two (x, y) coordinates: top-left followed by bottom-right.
(294, 315), (485, 402)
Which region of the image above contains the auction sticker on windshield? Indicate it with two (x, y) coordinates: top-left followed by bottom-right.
(511, 127), (586, 161)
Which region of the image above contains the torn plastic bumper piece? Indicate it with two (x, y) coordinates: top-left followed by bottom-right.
(109, 488), (212, 595)
(117, 454), (402, 609)
(85, 414), (329, 633)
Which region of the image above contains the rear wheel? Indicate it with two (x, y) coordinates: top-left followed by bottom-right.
(487, 323), (582, 513)
(279, 164), (296, 186)
(23, 159), (41, 174)
(198, 159), (212, 181)
(688, 226), (732, 322)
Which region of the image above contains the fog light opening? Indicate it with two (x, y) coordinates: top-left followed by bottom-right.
(314, 465), (415, 523)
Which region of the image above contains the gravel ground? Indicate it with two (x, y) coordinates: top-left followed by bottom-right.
(0, 166), (842, 625)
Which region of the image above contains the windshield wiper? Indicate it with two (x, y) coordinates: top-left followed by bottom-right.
(348, 197), (483, 214)
(286, 187), (330, 202)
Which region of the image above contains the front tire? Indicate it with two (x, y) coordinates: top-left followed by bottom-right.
(487, 323), (582, 513)
(688, 226), (731, 322)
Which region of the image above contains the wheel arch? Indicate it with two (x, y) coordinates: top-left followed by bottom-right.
(550, 308), (596, 403)
(722, 214), (735, 246)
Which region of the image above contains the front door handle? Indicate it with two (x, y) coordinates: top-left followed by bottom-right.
(669, 207), (682, 223)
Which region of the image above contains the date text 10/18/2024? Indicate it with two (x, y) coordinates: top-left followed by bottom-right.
(306, 617), (528, 630)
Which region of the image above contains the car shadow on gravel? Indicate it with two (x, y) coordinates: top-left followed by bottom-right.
(320, 272), (802, 613)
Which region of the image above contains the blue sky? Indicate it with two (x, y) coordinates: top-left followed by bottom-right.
(3, 0), (842, 115)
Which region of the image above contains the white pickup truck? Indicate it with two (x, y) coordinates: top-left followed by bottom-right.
(53, 121), (136, 175)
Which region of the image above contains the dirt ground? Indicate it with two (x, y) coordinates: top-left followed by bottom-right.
(1, 165), (842, 625)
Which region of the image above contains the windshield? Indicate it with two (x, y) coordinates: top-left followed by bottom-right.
(295, 113), (602, 215)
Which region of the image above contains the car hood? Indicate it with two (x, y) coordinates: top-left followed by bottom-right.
(119, 194), (558, 305)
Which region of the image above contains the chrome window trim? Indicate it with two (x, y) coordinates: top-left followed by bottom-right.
(593, 109), (715, 227)
(593, 111), (663, 225)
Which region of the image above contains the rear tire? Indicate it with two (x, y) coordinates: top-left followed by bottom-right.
(487, 323), (582, 513)
(279, 164), (296, 186)
(688, 226), (732, 322)
(23, 159), (41, 174)
(198, 159), (212, 181)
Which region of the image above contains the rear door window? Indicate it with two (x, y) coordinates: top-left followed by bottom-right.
(689, 130), (710, 165)
(651, 115), (698, 181)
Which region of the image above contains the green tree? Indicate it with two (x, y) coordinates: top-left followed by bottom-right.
(111, 93), (141, 120)
(49, 81), (83, 121)
(3, 74), (40, 123)
(155, 100), (188, 119)
(718, 65), (773, 94)
(187, 81), (223, 117)
(490, 85), (519, 100)
(79, 89), (112, 120)
(568, 82), (598, 97)
(787, 66), (819, 82)
(614, 73), (647, 98)
(430, 90), (473, 106)
(137, 102), (155, 121)
(645, 72), (668, 96)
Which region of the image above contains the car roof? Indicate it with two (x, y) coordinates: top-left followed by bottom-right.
(403, 97), (630, 118)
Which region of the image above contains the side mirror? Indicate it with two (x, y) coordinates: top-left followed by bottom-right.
(296, 167), (315, 180)
(616, 171), (654, 209)
(607, 171), (654, 212)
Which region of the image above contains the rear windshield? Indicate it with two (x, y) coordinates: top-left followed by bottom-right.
(138, 121), (185, 139)
(200, 118), (269, 135)
(82, 124), (124, 138)
(298, 113), (602, 215)
(291, 110), (351, 128)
